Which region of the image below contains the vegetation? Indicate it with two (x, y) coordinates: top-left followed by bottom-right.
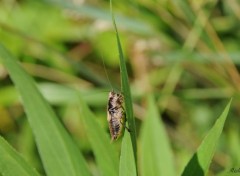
(0, 0), (239, 175)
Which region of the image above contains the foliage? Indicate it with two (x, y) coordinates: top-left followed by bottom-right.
(0, 0), (239, 175)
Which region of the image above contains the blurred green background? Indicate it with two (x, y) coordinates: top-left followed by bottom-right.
(0, 0), (240, 175)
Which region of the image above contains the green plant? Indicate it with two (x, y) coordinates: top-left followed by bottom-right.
(0, 22), (232, 176)
(0, 0), (238, 175)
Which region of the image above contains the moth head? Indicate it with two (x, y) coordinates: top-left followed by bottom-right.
(109, 91), (115, 97)
(109, 91), (120, 96)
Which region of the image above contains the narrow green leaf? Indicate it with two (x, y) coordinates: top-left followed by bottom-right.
(0, 137), (40, 176)
(0, 43), (90, 176)
(119, 131), (137, 176)
(110, 0), (137, 164)
(77, 95), (119, 176)
(182, 99), (232, 176)
(140, 95), (175, 176)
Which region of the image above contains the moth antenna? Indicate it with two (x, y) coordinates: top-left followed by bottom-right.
(101, 54), (114, 92)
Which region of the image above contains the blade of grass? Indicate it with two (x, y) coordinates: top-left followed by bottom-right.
(77, 94), (119, 176)
(182, 99), (232, 176)
(0, 137), (40, 176)
(140, 95), (175, 176)
(119, 131), (137, 176)
(110, 0), (137, 166)
(0, 43), (90, 176)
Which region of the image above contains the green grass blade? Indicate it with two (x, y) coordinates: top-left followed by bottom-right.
(77, 95), (119, 176)
(140, 95), (175, 176)
(0, 137), (40, 176)
(0, 43), (90, 176)
(110, 0), (137, 164)
(119, 131), (137, 176)
(182, 99), (232, 176)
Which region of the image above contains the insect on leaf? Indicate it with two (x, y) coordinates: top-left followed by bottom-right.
(110, 0), (137, 164)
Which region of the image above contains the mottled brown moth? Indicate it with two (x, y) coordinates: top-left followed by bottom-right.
(107, 91), (129, 141)
(101, 57), (129, 141)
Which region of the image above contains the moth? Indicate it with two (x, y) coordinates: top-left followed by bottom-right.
(101, 57), (129, 140)
(107, 91), (129, 141)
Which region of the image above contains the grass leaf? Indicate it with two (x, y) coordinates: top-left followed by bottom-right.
(182, 99), (232, 176)
(140, 95), (176, 176)
(119, 131), (137, 176)
(77, 95), (119, 176)
(110, 0), (137, 165)
(0, 137), (40, 176)
(0, 43), (90, 176)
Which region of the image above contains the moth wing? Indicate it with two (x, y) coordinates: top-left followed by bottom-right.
(107, 111), (112, 122)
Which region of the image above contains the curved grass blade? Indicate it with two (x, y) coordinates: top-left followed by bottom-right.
(0, 136), (40, 176)
(0, 43), (90, 176)
(77, 95), (119, 176)
(110, 0), (137, 164)
(119, 131), (137, 176)
(182, 99), (232, 176)
(140, 95), (175, 176)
